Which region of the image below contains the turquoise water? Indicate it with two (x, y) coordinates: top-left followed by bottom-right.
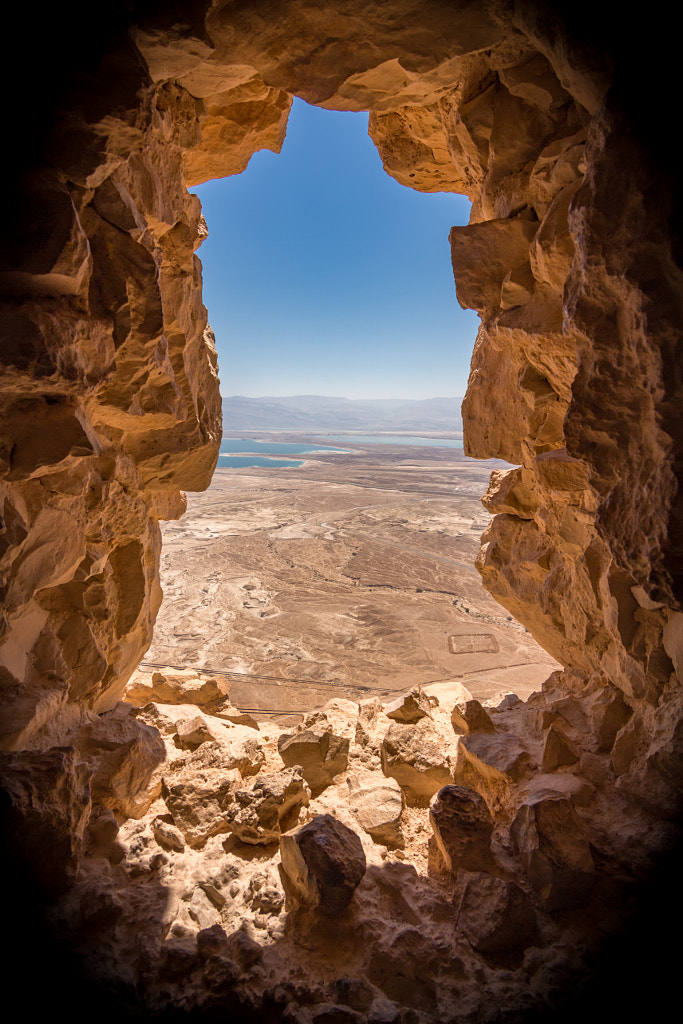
(220, 438), (351, 455)
(218, 455), (304, 468)
(216, 434), (463, 469)
(314, 433), (463, 448)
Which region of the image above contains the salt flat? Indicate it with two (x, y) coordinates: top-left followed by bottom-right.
(146, 435), (559, 715)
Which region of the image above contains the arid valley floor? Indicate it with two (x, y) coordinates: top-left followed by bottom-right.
(146, 435), (559, 718)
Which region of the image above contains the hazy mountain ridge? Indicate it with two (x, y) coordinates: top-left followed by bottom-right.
(221, 395), (464, 431)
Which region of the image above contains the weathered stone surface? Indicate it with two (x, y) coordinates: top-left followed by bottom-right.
(286, 1004), (365, 1024)
(225, 928), (263, 969)
(541, 724), (580, 771)
(451, 699), (495, 735)
(69, 702), (166, 819)
(0, 747), (92, 896)
(278, 699), (357, 796)
(136, 704), (265, 776)
(347, 771), (403, 848)
(175, 714), (216, 749)
(354, 697), (384, 753)
(511, 795), (595, 911)
(1, 3), (682, 1021)
(124, 668), (231, 713)
(383, 687), (432, 724)
(458, 873), (536, 954)
(455, 732), (532, 795)
(381, 718), (454, 806)
(161, 763), (241, 849)
(280, 814), (366, 912)
(429, 785), (494, 874)
(226, 767), (310, 845)
(520, 772), (595, 808)
(152, 815), (185, 852)
(84, 803), (121, 860)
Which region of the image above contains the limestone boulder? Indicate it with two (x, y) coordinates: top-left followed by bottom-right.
(84, 804), (121, 860)
(458, 873), (536, 954)
(381, 718), (455, 806)
(346, 771), (404, 848)
(353, 697), (385, 758)
(449, 216), (538, 315)
(511, 794), (594, 911)
(454, 732), (533, 800)
(451, 699), (496, 735)
(279, 813), (366, 913)
(124, 668), (231, 712)
(383, 686), (433, 724)
(161, 761), (241, 849)
(151, 815), (185, 852)
(225, 767), (310, 845)
(135, 704), (265, 776)
(70, 702), (166, 819)
(278, 698), (357, 796)
(520, 772), (595, 808)
(429, 785), (495, 874)
(225, 928), (264, 969)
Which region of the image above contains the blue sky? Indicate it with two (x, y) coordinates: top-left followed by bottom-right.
(193, 98), (478, 400)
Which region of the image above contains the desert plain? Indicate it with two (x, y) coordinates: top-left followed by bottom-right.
(145, 434), (559, 719)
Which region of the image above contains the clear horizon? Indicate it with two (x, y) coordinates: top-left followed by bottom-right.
(222, 393), (464, 400)
(194, 98), (478, 401)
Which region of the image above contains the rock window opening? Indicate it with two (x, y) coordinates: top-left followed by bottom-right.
(1, 4), (682, 1021)
(138, 96), (557, 723)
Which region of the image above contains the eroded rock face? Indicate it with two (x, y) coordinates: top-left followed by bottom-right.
(429, 784), (495, 874)
(1, 2), (682, 1021)
(226, 767), (310, 845)
(278, 699), (357, 796)
(280, 813), (367, 913)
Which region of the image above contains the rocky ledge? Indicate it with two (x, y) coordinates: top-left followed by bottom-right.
(1, 666), (676, 1021)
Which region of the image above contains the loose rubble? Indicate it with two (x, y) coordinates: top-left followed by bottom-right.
(1, 665), (667, 1021)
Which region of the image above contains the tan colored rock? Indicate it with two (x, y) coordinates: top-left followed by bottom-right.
(454, 732), (532, 800)
(450, 216), (538, 315)
(383, 686), (433, 724)
(347, 771), (404, 848)
(184, 86), (291, 186)
(161, 763), (240, 849)
(1, 3), (682, 1021)
(451, 698), (495, 735)
(175, 714), (216, 749)
(381, 718), (455, 806)
(354, 697), (384, 752)
(278, 698), (357, 796)
(225, 767), (310, 845)
(0, 748), (92, 896)
(135, 704), (265, 776)
(225, 928), (264, 969)
(520, 772), (595, 808)
(151, 815), (185, 852)
(280, 814), (366, 913)
(124, 668), (231, 712)
(70, 702), (166, 819)
(541, 724), (580, 771)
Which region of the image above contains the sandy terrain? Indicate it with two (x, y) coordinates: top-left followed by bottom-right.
(145, 436), (559, 716)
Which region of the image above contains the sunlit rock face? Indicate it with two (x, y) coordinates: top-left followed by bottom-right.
(0, 0), (681, 1020)
(0, 63), (222, 748)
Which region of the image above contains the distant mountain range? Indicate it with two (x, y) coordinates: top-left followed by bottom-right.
(221, 395), (464, 432)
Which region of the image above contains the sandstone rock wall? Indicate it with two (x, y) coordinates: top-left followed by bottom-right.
(1, 0), (682, 1019)
(0, 50), (223, 748)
